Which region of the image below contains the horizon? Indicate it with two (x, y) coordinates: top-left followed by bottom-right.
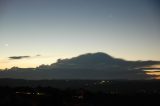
(0, 0), (160, 69)
(0, 52), (160, 70)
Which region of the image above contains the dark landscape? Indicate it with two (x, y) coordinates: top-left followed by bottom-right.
(1, 79), (160, 106)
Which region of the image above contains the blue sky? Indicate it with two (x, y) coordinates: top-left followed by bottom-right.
(0, 0), (160, 68)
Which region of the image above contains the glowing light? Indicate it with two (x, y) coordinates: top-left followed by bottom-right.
(145, 71), (160, 80)
(145, 70), (160, 72)
(144, 64), (160, 68)
(144, 65), (160, 79)
(99, 80), (106, 84)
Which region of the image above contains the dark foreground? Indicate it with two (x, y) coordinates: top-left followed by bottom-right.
(0, 79), (160, 106)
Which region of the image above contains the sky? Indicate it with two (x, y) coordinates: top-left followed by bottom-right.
(0, 0), (160, 69)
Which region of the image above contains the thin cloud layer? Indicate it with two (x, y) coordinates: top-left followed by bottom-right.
(9, 56), (30, 60)
(8, 54), (42, 60)
(36, 54), (41, 57)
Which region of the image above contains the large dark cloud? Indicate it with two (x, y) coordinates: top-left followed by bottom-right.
(9, 56), (31, 60)
(2, 52), (160, 80)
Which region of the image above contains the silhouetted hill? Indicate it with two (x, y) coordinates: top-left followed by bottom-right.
(0, 52), (160, 80)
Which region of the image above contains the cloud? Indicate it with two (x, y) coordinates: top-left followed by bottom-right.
(36, 54), (41, 57)
(9, 56), (30, 60)
(8, 54), (42, 60)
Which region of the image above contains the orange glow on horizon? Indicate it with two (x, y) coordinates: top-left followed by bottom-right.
(144, 64), (160, 68)
(145, 71), (160, 80)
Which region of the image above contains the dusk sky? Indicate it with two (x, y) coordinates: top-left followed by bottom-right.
(0, 0), (160, 69)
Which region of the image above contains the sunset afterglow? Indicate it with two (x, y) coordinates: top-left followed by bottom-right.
(0, 0), (160, 69)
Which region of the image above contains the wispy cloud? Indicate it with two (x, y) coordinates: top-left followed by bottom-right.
(9, 56), (31, 60)
(8, 54), (42, 60)
(36, 54), (41, 57)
